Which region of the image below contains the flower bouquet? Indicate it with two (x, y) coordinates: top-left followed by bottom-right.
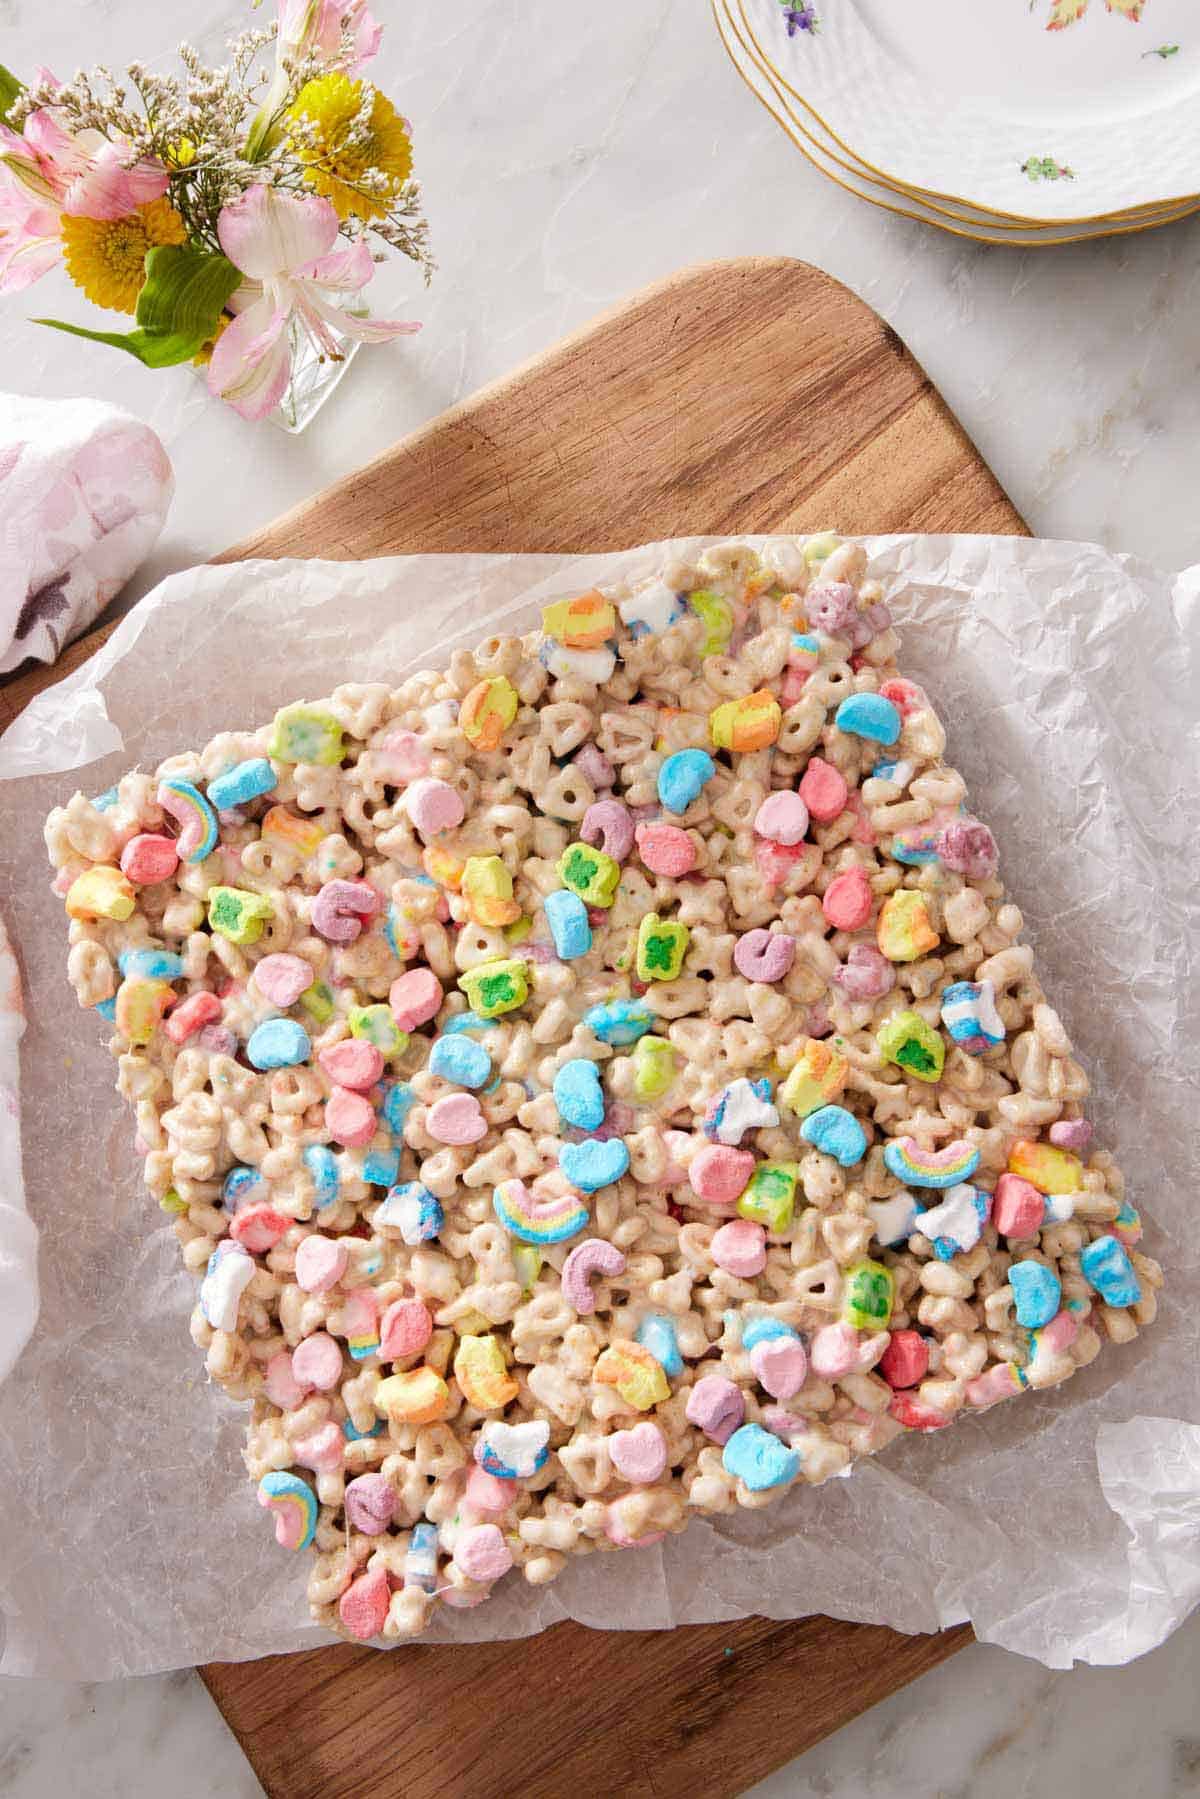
(0, 0), (431, 424)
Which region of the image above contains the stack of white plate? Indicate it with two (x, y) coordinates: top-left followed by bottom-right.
(715, 0), (1200, 244)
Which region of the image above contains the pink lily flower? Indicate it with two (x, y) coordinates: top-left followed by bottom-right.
(278, 0), (383, 71)
(245, 0), (381, 159)
(0, 96), (168, 221)
(208, 185), (419, 420)
(0, 169), (62, 293)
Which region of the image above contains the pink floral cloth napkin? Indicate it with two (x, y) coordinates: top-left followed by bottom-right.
(1, 393), (172, 674)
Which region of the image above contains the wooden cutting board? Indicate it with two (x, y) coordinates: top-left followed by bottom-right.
(3, 258), (1023, 1796)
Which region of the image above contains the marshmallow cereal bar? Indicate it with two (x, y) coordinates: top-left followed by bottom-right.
(45, 535), (1161, 1642)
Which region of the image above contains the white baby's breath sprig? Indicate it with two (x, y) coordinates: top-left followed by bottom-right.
(8, 20), (433, 281)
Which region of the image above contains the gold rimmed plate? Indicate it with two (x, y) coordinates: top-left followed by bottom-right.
(715, 0), (1200, 243)
(724, 0), (1198, 229)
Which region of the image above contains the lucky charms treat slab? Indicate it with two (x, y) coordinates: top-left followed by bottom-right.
(45, 536), (1162, 1645)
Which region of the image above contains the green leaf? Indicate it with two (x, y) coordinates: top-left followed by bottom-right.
(0, 63), (24, 126)
(33, 243), (243, 371)
(134, 243), (241, 339)
(32, 317), (211, 368)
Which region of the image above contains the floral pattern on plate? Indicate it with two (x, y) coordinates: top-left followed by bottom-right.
(1045, 0), (1147, 27)
(1022, 155), (1078, 182)
(777, 2), (819, 35)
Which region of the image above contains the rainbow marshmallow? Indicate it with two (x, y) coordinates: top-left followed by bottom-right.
(384, 901), (420, 960)
(156, 778), (218, 863)
(891, 805), (959, 868)
(258, 1470), (318, 1551)
(789, 631), (820, 677)
(114, 976), (174, 1045)
(1113, 1201), (1143, 1247)
(883, 1136), (981, 1189)
(493, 1178), (589, 1246)
(966, 1360), (1027, 1408)
(890, 821), (942, 866)
(342, 1289), (380, 1360)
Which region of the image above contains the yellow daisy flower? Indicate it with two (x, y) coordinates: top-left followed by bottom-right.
(191, 311), (234, 367)
(287, 73), (412, 222)
(60, 197), (187, 314)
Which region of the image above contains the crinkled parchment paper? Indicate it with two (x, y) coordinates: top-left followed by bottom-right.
(0, 535), (1197, 1679)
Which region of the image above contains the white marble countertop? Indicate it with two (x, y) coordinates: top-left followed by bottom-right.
(3, 0), (1197, 1790)
(3, 1613), (1199, 1798)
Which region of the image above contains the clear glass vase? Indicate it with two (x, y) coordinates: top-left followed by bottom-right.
(269, 294), (365, 434)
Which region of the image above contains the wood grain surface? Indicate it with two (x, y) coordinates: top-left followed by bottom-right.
(2, 257), (1025, 1798)
(202, 1614), (974, 1799)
